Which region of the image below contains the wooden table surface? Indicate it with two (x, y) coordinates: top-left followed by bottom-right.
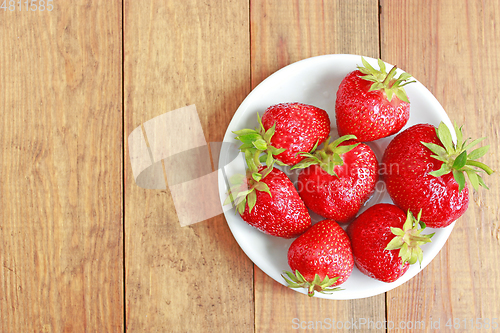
(1, 1), (499, 332)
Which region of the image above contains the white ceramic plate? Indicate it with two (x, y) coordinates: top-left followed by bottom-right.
(218, 54), (455, 299)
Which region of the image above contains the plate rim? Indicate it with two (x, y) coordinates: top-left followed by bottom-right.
(218, 53), (455, 300)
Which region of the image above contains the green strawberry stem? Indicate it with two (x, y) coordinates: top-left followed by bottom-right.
(290, 135), (359, 177)
(223, 161), (274, 215)
(421, 122), (494, 192)
(358, 57), (415, 102)
(282, 270), (342, 297)
(233, 113), (286, 170)
(385, 210), (435, 268)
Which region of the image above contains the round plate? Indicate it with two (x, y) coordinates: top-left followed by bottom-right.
(218, 54), (455, 299)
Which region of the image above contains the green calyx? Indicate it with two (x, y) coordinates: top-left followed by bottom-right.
(358, 57), (415, 103)
(232, 113), (286, 171)
(290, 135), (359, 177)
(421, 122), (494, 192)
(223, 163), (274, 215)
(385, 210), (435, 268)
(282, 270), (342, 297)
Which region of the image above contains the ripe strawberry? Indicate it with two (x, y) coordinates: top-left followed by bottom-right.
(335, 57), (415, 141)
(225, 164), (311, 238)
(292, 135), (379, 223)
(283, 219), (354, 297)
(382, 122), (493, 228)
(346, 204), (434, 283)
(233, 102), (330, 166)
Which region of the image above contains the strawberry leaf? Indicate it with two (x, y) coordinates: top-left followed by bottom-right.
(395, 88), (409, 103)
(263, 123), (276, 142)
(254, 182), (271, 197)
(465, 169), (480, 191)
(291, 135), (357, 173)
(223, 193), (234, 206)
(265, 152), (273, 166)
(244, 149), (258, 172)
(377, 58), (386, 72)
(452, 150), (468, 169)
(425, 122), (493, 192)
(323, 161), (337, 177)
(237, 199), (246, 215)
(386, 89), (394, 102)
(390, 227), (405, 236)
(361, 57), (377, 73)
(454, 123), (463, 149)
(233, 128), (258, 136)
(386, 210), (434, 268)
(463, 137), (485, 152)
(329, 134), (357, 149)
(235, 133), (262, 144)
(429, 162), (451, 177)
(256, 112), (265, 132)
(252, 172), (262, 182)
(247, 190), (257, 213)
(282, 270), (342, 297)
(290, 157), (320, 170)
(398, 72), (412, 81)
(252, 138), (268, 150)
(436, 123), (454, 154)
(421, 141), (447, 157)
(357, 57), (414, 103)
(268, 146), (286, 155)
(453, 170), (466, 192)
(331, 154), (343, 165)
(385, 236), (404, 250)
(468, 145), (490, 160)
(466, 160), (494, 175)
(477, 174), (489, 190)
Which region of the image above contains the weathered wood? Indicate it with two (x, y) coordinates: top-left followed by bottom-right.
(124, 0), (253, 331)
(382, 0), (500, 331)
(0, 1), (123, 332)
(2, 0), (499, 331)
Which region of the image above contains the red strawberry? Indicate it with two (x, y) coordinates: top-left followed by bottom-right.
(346, 203), (434, 283)
(225, 164), (311, 238)
(292, 135), (379, 223)
(283, 219), (354, 297)
(233, 102), (330, 166)
(382, 122), (492, 228)
(335, 57), (415, 141)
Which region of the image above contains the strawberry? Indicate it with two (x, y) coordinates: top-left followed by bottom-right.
(335, 57), (415, 141)
(225, 163), (311, 238)
(382, 122), (493, 228)
(346, 204), (434, 283)
(282, 219), (354, 297)
(233, 102), (330, 166)
(292, 135), (379, 223)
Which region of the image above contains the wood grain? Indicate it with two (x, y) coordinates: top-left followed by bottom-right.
(381, 0), (500, 331)
(0, 1), (123, 332)
(251, 0), (380, 87)
(124, 0), (253, 331)
(2, 0), (499, 332)
(250, 1), (386, 332)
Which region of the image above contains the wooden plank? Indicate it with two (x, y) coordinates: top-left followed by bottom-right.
(381, 0), (500, 331)
(0, 1), (123, 332)
(250, 1), (386, 332)
(124, 0), (253, 331)
(251, 0), (380, 87)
